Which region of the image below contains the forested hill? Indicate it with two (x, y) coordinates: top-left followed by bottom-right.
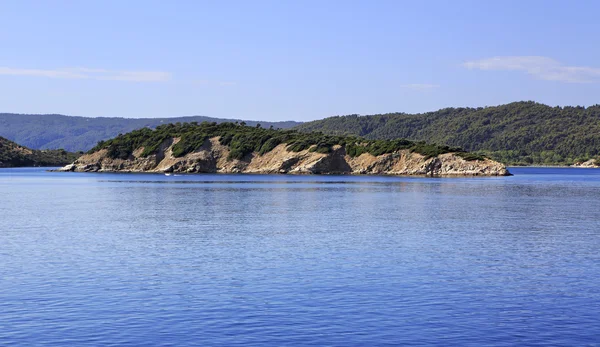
(0, 114), (300, 152)
(0, 136), (80, 168)
(295, 101), (600, 165)
(68, 122), (505, 176)
(91, 121), (479, 161)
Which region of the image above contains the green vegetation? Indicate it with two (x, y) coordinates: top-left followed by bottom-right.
(6, 101), (600, 166)
(0, 137), (81, 168)
(90, 122), (479, 161)
(0, 113), (300, 152)
(295, 101), (600, 165)
(5, 101), (600, 166)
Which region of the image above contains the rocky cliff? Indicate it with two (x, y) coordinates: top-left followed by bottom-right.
(59, 137), (510, 176)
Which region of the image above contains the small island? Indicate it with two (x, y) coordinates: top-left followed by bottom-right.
(59, 122), (510, 176)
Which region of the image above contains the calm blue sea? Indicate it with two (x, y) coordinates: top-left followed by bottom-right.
(1, 167), (599, 346)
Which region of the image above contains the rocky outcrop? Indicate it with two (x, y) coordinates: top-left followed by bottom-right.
(58, 137), (510, 176)
(571, 159), (600, 168)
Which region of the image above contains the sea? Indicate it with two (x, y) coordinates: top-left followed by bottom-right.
(1, 167), (599, 346)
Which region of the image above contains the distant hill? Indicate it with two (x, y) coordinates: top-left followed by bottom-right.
(0, 114), (301, 152)
(295, 101), (600, 165)
(0, 136), (80, 168)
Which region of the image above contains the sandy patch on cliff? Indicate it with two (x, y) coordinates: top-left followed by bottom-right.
(244, 144), (329, 173)
(79, 148), (108, 162)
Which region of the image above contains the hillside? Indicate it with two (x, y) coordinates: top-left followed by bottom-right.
(295, 101), (600, 165)
(0, 137), (80, 168)
(60, 122), (508, 176)
(0, 113), (300, 152)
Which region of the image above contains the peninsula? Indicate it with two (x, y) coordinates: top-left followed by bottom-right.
(59, 122), (509, 176)
(0, 136), (80, 168)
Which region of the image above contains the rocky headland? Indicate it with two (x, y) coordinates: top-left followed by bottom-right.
(60, 129), (509, 176)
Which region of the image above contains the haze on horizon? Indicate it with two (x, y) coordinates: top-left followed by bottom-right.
(1, 0), (599, 121)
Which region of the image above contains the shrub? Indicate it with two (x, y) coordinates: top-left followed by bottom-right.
(456, 152), (486, 161)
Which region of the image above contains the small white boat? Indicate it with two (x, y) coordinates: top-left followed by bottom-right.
(165, 173), (173, 176)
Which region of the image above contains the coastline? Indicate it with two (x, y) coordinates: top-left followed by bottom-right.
(58, 137), (510, 177)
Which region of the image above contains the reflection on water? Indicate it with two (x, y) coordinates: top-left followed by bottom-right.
(0, 167), (599, 346)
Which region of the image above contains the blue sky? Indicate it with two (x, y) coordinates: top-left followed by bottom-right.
(1, 0), (599, 120)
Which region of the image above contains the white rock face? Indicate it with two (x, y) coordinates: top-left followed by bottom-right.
(571, 159), (600, 168)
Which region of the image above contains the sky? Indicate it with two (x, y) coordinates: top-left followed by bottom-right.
(1, 0), (600, 121)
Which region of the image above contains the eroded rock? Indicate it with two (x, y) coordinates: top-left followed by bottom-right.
(58, 137), (510, 176)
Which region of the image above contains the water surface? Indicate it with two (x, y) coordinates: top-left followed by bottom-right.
(1, 167), (599, 346)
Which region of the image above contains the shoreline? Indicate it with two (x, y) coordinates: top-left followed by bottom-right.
(0, 165), (600, 172)
(50, 169), (513, 178)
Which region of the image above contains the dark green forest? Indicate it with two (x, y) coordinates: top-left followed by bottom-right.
(295, 101), (600, 165)
(0, 137), (80, 168)
(92, 122), (482, 162)
(0, 114), (300, 152)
